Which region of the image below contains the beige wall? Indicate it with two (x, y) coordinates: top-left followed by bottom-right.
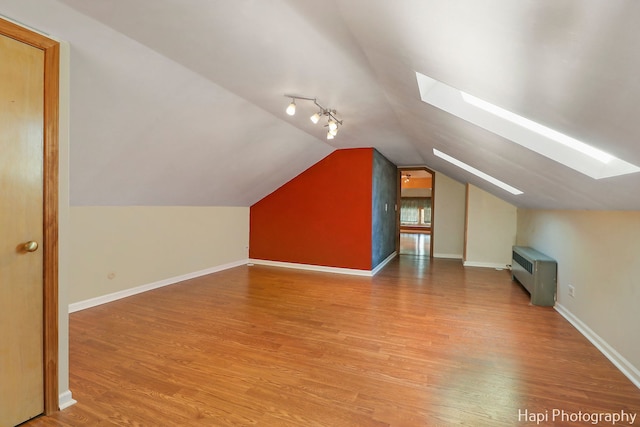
(517, 209), (640, 380)
(432, 172), (466, 258)
(401, 187), (432, 198)
(465, 184), (517, 268)
(69, 206), (249, 304)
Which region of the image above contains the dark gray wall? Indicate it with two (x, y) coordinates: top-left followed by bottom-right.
(371, 150), (398, 268)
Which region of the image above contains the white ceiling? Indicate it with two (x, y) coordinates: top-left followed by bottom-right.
(4, 0), (640, 209)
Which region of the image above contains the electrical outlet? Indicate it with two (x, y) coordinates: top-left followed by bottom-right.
(568, 284), (575, 298)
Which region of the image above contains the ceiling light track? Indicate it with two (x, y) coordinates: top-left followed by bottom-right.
(284, 94), (343, 140)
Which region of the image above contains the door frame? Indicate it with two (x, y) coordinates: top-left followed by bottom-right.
(397, 167), (436, 257)
(0, 18), (60, 414)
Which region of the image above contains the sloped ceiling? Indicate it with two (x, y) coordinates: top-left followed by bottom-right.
(3, 0), (640, 209)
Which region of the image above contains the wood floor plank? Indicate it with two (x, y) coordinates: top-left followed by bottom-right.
(24, 257), (640, 426)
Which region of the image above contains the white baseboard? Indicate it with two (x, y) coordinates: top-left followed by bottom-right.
(463, 260), (509, 269)
(59, 390), (76, 410)
(68, 259), (248, 313)
(555, 303), (640, 389)
(433, 253), (463, 259)
(372, 251), (397, 275)
(249, 258), (377, 277)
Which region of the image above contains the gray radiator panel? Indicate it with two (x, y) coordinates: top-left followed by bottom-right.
(512, 246), (557, 306)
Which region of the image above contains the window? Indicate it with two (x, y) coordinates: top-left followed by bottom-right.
(416, 71), (640, 179)
(401, 198), (431, 226)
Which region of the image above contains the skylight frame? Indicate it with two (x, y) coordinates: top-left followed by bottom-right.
(459, 92), (614, 164)
(433, 149), (523, 195)
(416, 72), (640, 180)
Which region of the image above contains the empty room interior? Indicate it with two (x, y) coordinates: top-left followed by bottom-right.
(2, 1), (640, 426)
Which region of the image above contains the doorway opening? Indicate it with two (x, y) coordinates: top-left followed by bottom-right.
(398, 167), (434, 258)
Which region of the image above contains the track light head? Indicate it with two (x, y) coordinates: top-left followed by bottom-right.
(310, 112), (321, 124)
(326, 131), (334, 140)
(328, 119), (338, 132)
(286, 99), (296, 116)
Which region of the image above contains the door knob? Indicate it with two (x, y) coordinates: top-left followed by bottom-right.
(23, 241), (39, 252)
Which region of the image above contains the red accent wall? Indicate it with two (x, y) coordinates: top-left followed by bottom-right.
(250, 148), (373, 270)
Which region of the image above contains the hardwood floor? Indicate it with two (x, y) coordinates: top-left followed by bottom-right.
(25, 257), (640, 426)
(399, 232), (430, 257)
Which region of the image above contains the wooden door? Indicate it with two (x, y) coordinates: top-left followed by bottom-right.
(0, 18), (60, 420)
(0, 32), (45, 426)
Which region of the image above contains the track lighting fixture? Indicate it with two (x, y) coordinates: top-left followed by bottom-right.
(284, 94), (343, 138)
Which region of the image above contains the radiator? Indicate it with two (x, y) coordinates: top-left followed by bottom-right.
(511, 246), (557, 306)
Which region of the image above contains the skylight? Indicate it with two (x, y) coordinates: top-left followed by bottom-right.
(433, 149), (523, 195)
(416, 72), (640, 179)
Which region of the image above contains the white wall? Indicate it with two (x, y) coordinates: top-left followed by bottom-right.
(464, 184), (517, 268)
(517, 209), (640, 386)
(69, 206), (249, 304)
(57, 41), (72, 408)
(432, 172), (466, 259)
